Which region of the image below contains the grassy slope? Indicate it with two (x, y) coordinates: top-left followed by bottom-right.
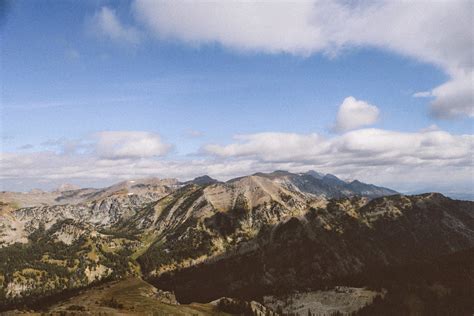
(48, 277), (229, 315)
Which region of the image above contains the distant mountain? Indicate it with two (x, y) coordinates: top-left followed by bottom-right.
(445, 192), (474, 201)
(0, 171), (472, 314)
(253, 170), (397, 199)
(305, 170), (325, 179)
(184, 175), (219, 186)
(0, 178), (179, 209)
(0, 171), (396, 210)
(407, 190), (474, 202)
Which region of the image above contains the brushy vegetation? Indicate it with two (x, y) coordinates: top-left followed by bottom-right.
(0, 220), (134, 310)
(216, 298), (255, 315)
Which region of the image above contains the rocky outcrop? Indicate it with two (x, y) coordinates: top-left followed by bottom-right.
(264, 287), (382, 316)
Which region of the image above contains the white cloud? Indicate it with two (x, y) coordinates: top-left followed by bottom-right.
(202, 128), (474, 192)
(334, 97), (379, 132)
(0, 151), (270, 191)
(41, 137), (87, 155)
(413, 91), (432, 98)
(95, 131), (172, 159)
(428, 70), (473, 118)
(204, 129), (473, 167)
(204, 133), (326, 162)
(133, 1), (320, 55)
(1, 127), (472, 193)
(90, 6), (141, 44)
(132, 0), (473, 118)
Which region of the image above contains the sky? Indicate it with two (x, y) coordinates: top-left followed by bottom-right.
(0, 0), (473, 196)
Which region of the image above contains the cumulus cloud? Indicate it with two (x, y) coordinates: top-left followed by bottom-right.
(90, 6), (141, 44)
(204, 133), (326, 163)
(95, 131), (172, 159)
(202, 128), (473, 192)
(428, 70), (473, 118)
(333, 97), (379, 132)
(204, 129), (473, 168)
(132, 0), (472, 67)
(1, 127), (472, 193)
(132, 0), (473, 118)
(133, 1), (319, 54)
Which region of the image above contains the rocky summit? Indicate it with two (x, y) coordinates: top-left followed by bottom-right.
(0, 171), (473, 315)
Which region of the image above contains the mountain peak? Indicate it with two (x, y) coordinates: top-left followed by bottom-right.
(185, 175), (218, 185)
(252, 170), (294, 179)
(323, 173), (342, 181)
(305, 170), (324, 179)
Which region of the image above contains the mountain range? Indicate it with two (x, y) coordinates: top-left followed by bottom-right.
(0, 170), (472, 315)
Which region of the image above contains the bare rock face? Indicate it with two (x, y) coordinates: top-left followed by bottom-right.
(211, 297), (278, 316)
(155, 289), (178, 305)
(264, 287), (382, 316)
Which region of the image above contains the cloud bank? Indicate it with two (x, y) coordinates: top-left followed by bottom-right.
(2, 128), (472, 194)
(131, 0), (473, 118)
(204, 129), (472, 168)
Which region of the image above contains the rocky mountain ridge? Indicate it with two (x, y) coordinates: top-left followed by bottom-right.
(0, 170), (396, 209)
(0, 171), (472, 314)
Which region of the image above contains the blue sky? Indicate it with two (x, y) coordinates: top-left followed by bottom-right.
(1, 0), (473, 195)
